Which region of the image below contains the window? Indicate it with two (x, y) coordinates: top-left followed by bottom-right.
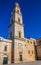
(10, 32), (12, 39)
(19, 32), (21, 38)
(18, 18), (20, 22)
(19, 52), (22, 61)
(20, 55), (22, 61)
(27, 40), (29, 43)
(11, 19), (13, 23)
(39, 40), (41, 43)
(33, 41), (35, 44)
(17, 10), (19, 13)
(3, 56), (8, 64)
(28, 50), (30, 54)
(30, 41), (32, 44)
(4, 46), (7, 51)
(32, 51), (33, 54)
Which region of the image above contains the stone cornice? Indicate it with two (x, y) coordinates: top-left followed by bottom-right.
(13, 36), (26, 41)
(0, 39), (12, 43)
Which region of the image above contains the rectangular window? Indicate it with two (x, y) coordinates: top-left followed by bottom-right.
(10, 32), (12, 39)
(28, 50), (30, 54)
(27, 40), (29, 43)
(32, 51), (33, 54)
(39, 40), (41, 43)
(4, 46), (7, 51)
(30, 41), (32, 44)
(11, 19), (13, 23)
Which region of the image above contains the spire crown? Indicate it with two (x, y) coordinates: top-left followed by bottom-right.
(15, 2), (19, 6)
(14, 2), (20, 8)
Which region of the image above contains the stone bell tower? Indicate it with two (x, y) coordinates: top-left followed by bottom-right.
(8, 3), (26, 63)
(9, 3), (24, 39)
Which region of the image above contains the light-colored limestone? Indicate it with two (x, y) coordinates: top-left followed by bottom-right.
(0, 37), (12, 64)
(25, 38), (36, 62)
(0, 2), (41, 64)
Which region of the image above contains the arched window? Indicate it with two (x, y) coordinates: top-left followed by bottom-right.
(17, 10), (19, 13)
(3, 55), (8, 64)
(19, 32), (21, 38)
(19, 52), (22, 61)
(18, 18), (20, 22)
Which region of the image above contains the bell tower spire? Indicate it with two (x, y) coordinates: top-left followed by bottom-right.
(13, 2), (20, 13)
(9, 2), (24, 40)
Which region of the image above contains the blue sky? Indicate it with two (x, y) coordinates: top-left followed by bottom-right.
(0, 0), (41, 39)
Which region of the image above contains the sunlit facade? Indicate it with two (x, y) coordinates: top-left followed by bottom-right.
(0, 3), (40, 64)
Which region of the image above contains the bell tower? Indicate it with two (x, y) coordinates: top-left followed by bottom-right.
(9, 3), (24, 39)
(8, 3), (26, 63)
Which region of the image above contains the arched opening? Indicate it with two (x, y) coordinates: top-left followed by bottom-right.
(18, 18), (20, 23)
(19, 32), (21, 38)
(19, 52), (22, 61)
(3, 55), (8, 64)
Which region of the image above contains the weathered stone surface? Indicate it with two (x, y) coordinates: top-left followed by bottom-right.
(2, 61), (41, 65)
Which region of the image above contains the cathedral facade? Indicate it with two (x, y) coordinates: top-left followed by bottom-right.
(0, 3), (41, 64)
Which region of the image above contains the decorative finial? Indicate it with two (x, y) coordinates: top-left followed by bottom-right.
(14, 2), (20, 8)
